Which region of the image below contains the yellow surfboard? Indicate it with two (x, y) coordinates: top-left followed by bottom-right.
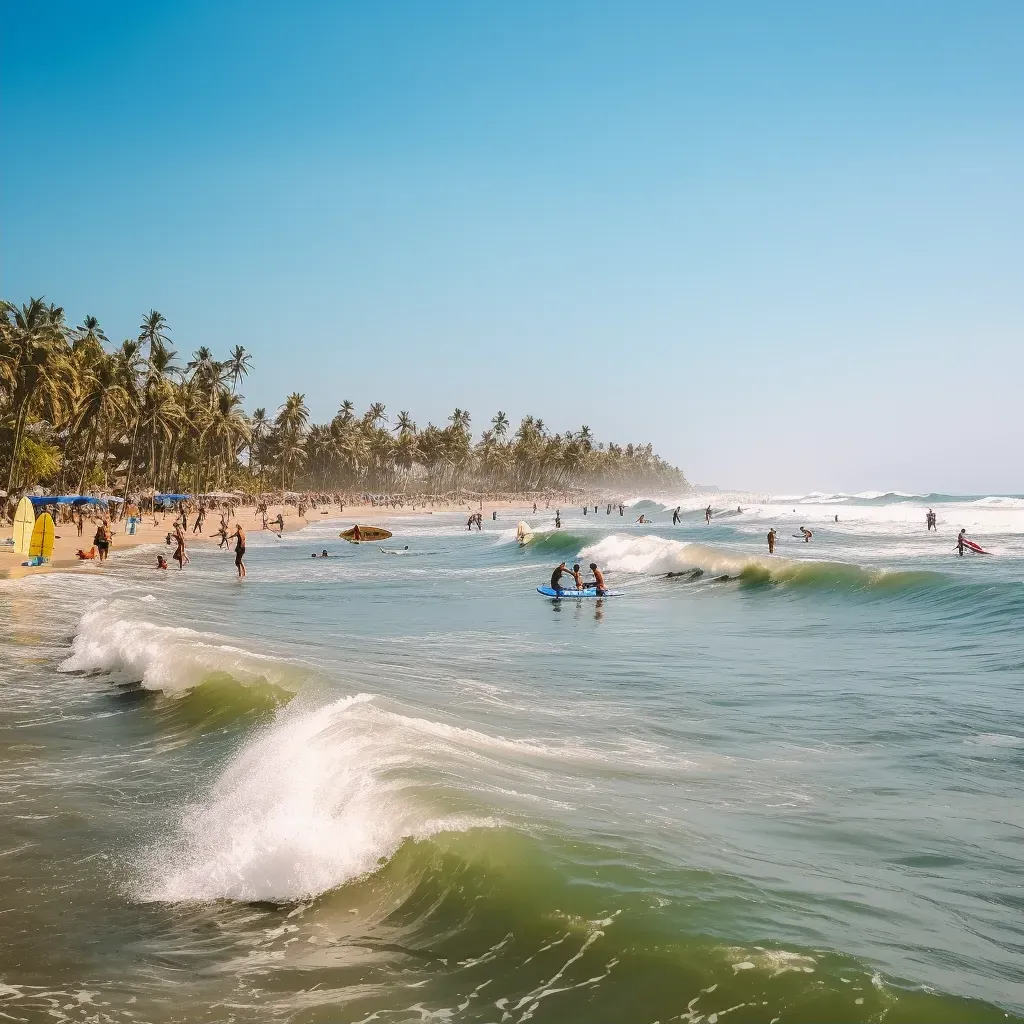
(339, 526), (393, 543)
(29, 512), (55, 559)
(12, 497), (35, 555)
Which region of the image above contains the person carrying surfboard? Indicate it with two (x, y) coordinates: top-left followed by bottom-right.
(957, 529), (966, 556)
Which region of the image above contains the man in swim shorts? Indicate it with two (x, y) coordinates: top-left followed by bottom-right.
(233, 523), (246, 577)
(570, 563), (584, 590)
(589, 562), (607, 596)
(550, 561), (570, 592)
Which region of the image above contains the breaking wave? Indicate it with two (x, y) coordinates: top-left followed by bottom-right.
(59, 601), (310, 697)
(578, 535), (943, 591)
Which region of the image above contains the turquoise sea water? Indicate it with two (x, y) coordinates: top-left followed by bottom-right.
(2, 492), (1023, 1022)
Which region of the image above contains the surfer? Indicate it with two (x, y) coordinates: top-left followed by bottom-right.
(957, 528), (965, 556)
(550, 561), (571, 593)
(619, 504), (624, 516)
(555, 511), (562, 528)
(320, 549), (329, 557)
(232, 524), (246, 577)
(799, 527), (812, 543)
(351, 524), (362, 542)
(588, 562), (607, 596)
(767, 528), (777, 554)
(927, 509), (936, 531)
(705, 505), (712, 524)
(635, 514), (649, 524)
(672, 507), (681, 525)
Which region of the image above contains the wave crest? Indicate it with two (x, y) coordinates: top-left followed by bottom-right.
(578, 535), (941, 591)
(60, 602), (309, 695)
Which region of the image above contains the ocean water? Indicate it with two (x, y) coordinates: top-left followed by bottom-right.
(2, 493), (1023, 1023)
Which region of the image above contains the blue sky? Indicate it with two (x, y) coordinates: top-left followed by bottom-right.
(4, 1), (1022, 493)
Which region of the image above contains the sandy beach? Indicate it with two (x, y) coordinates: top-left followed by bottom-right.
(0, 496), (575, 581)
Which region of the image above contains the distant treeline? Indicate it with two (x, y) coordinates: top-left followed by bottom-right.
(0, 299), (688, 498)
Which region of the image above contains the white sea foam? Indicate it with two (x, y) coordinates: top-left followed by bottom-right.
(579, 535), (782, 578)
(60, 602), (307, 694)
(136, 694), (499, 903)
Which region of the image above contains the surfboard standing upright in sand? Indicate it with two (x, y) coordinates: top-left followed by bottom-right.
(13, 497), (35, 555)
(28, 512), (55, 560)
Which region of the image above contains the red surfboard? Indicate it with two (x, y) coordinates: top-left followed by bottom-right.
(960, 537), (990, 554)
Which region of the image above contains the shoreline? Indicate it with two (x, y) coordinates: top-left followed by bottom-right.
(0, 496), (567, 581)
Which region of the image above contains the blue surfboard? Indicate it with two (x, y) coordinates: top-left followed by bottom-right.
(537, 586), (622, 598)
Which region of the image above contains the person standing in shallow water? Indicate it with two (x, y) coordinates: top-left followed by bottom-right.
(767, 528), (777, 554)
(232, 523), (246, 577)
(705, 505), (712, 524)
(672, 507), (681, 525)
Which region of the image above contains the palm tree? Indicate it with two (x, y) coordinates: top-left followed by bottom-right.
(224, 345), (252, 392)
(138, 310), (170, 355)
(363, 402), (387, 428)
(491, 410), (509, 440)
(393, 410), (416, 436)
(3, 298), (70, 495)
(275, 393), (310, 490)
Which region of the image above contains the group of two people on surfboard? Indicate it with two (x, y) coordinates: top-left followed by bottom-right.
(549, 560), (608, 595)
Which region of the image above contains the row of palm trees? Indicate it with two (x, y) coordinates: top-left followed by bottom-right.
(1, 299), (687, 500)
